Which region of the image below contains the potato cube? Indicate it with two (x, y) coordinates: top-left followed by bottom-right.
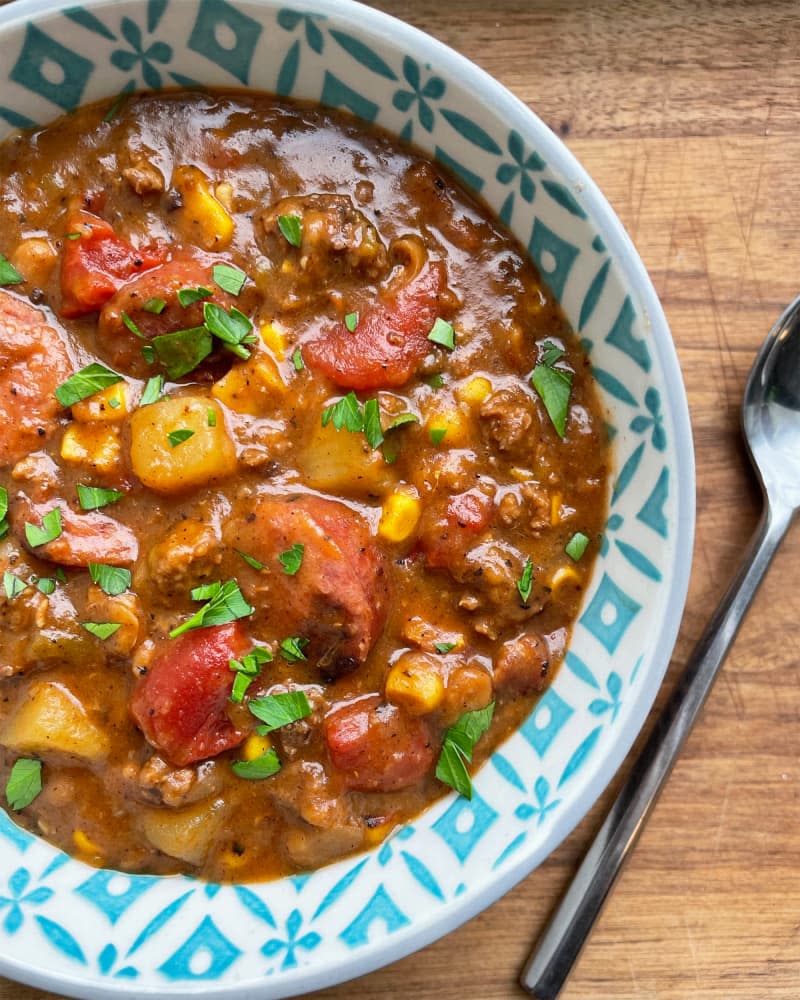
(0, 681), (110, 761)
(71, 382), (129, 423)
(60, 423), (122, 474)
(141, 797), (227, 866)
(211, 355), (286, 416)
(172, 165), (234, 250)
(299, 421), (396, 496)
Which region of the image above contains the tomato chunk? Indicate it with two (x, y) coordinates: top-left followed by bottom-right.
(325, 695), (435, 792)
(60, 208), (167, 318)
(304, 260), (446, 389)
(418, 488), (494, 569)
(130, 623), (250, 766)
(14, 499), (138, 566)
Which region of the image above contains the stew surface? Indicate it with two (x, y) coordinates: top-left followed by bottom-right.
(0, 91), (609, 881)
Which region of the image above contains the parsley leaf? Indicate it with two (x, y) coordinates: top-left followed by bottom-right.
(435, 703), (495, 799)
(0, 485), (7, 539)
(278, 214), (302, 247)
(213, 263), (248, 296)
(121, 311), (144, 338)
(279, 636), (309, 663)
(434, 641), (457, 654)
(170, 579), (254, 638)
(24, 508), (62, 548)
(427, 317), (456, 350)
(88, 563), (131, 597)
(237, 549), (266, 571)
(203, 302), (255, 360)
(517, 557), (534, 604)
(151, 326), (213, 380)
(248, 691), (312, 732)
(229, 646), (272, 704)
(82, 622), (122, 640)
(232, 748), (281, 780)
(0, 255), (24, 286)
(102, 93), (126, 122)
(278, 543), (305, 576)
(143, 297), (166, 314)
(386, 413), (419, 431)
(292, 347), (304, 372)
(6, 759), (42, 810)
(427, 373), (445, 389)
(540, 340), (566, 366)
(344, 311), (359, 332)
(167, 428), (194, 448)
(322, 391), (363, 432)
(531, 364), (573, 438)
(55, 364), (123, 408)
(177, 286), (213, 307)
(363, 398), (384, 449)
(565, 531), (590, 561)
(140, 375), (164, 407)
(77, 484), (125, 511)
(3, 571), (27, 600)
(429, 427), (447, 447)
(34, 578), (57, 596)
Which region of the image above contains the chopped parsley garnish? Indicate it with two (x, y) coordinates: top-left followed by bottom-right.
(77, 484), (125, 511)
(0, 254), (24, 287)
(170, 579), (254, 638)
(177, 286), (213, 307)
(64, 232), (82, 241)
(108, 398), (121, 410)
(3, 571), (26, 600)
(102, 93), (126, 122)
(540, 340), (565, 366)
(278, 214), (302, 247)
(248, 691), (312, 733)
(0, 485), (8, 539)
(435, 702), (495, 800)
(203, 302), (256, 360)
(55, 363), (123, 408)
(531, 345), (573, 439)
(279, 636), (309, 663)
(292, 347), (304, 372)
(213, 263), (248, 296)
(34, 578), (57, 596)
(229, 645), (272, 704)
(143, 297), (166, 314)
(517, 557), (534, 604)
(88, 563), (131, 597)
(381, 439), (400, 465)
(140, 375), (164, 406)
(429, 427), (447, 447)
(237, 549), (266, 571)
(207, 408), (217, 428)
(82, 622), (122, 640)
(232, 748), (281, 780)
(141, 343), (156, 364)
(151, 326), (213, 380)
(121, 311), (144, 338)
(6, 759), (42, 810)
(386, 413), (419, 431)
(427, 317), (456, 351)
(427, 373), (445, 389)
(434, 641), (457, 655)
(24, 508), (62, 548)
(363, 398), (384, 449)
(167, 428), (194, 448)
(565, 531), (590, 561)
(278, 543), (305, 576)
(322, 392), (384, 448)
(344, 311), (359, 332)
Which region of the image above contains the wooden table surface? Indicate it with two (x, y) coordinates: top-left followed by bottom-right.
(4, 1), (800, 998)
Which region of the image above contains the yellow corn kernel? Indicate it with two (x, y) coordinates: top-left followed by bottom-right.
(71, 382), (129, 423)
(456, 376), (492, 406)
(549, 565), (582, 590)
(385, 658), (445, 715)
(378, 490), (421, 543)
(242, 733), (272, 761)
(260, 322), (287, 361)
(550, 493), (562, 525)
(211, 355), (286, 416)
(220, 847), (249, 871)
(424, 406), (471, 448)
(510, 466), (535, 482)
(280, 259), (294, 274)
(73, 830), (102, 858)
(363, 821), (393, 848)
(172, 165), (234, 250)
(60, 424), (121, 474)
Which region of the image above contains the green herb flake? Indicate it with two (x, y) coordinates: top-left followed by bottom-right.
(102, 93), (126, 123)
(203, 302), (256, 360)
(381, 438), (400, 465)
(207, 408), (217, 428)
(249, 691), (312, 733)
(88, 563), (132, 597)
(177, 286), (213, 307)
(76, 484), (125, 511)
(531, 364), (573, 438)
(140, 375), (164, 407)
(212, 263), (247, 297)
(237, 549), (266, 571)
(3, 571), (27, 600)
(55, 363), (123, 408)
(230, 672), (253, 703)
(278, 214), (302, 247)
(322, 391), (363, 433)
(167, 428), (195, 448)
(427, 373), (445, 389)
(434, 641), (457, 655)
(386, 413), (419, 431)
(435, 702), (495, 800)
(141, 344), (156, 364)
(24, 508), (63, 548)
(82, 622), (122, 640)
(108, 397), (121, 410)
(292, 347), (304, 372)
(565, 531), (590, 562)
(0, 485), (7, 539)
(0, 255), (24, 287)
(34, 578), (57, 596)
(427, 317), (456, 351)
(517, 557), (534, 604)
(363, 397), (384, 449)
(143, 297), (166, 314)
(229, 645), (272, 704)
(344, 311), (359, 333)
(6, 758), (42, 810)
(278, 543), (305, 576)
(540, 340), (566, 367)
(279, 636), (309, 663)
(429, 427), (447, 447)
(232, 748), (282, 780)
(121, 311), (144, 338)
(64, 232), (82, 241)
(152, 325), (213, 380)
(170, 579), (254, 638)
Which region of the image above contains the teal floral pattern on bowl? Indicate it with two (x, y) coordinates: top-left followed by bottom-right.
(0, 0), (695, 995)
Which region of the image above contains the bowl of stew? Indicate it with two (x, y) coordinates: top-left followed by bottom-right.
(0, 0), (694, 996)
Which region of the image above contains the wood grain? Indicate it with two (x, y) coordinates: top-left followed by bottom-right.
(3, 1), (800, 998)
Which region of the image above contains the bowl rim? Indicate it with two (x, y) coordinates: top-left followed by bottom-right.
(0, 0), (696, 995)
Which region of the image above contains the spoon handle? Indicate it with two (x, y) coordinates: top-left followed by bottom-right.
(520, 501), (796, 1000)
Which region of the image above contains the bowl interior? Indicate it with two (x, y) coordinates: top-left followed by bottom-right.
(0, 1), (694, 996)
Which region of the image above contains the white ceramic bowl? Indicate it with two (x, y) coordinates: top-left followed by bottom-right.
(0, 1), (694, 996)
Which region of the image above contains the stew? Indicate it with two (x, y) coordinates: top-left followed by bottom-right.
(0, 91), (609, 880)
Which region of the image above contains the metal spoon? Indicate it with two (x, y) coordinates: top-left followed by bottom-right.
(520, 294), (800, 999)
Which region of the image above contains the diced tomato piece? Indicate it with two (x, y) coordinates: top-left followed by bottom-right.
(304, 260), (446, 390)
(14, 499), (138, 566)
(60, 208), (167, 318)
(130, 623), (250, 766)
(418, 488), (494, 569)
(325, 694), (435, 792)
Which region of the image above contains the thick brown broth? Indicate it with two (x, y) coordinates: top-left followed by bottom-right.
(0, 91), (609, 880)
